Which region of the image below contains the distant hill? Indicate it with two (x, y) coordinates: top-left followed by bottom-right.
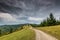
(0, 24), (24, 36)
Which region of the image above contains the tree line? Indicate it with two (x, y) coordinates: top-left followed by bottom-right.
(31, 13), (60, 27)
(40, 13), (60, 27)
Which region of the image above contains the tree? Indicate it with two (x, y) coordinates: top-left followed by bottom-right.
(50, 13), (55, 20)
(10, 28), (13, 33)
(46, 17), (50, 26)
(49, 13), (56, 25)
(0, 29), (1, 36)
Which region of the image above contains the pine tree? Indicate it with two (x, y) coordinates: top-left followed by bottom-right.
(10, 28), (13, 33)
(50, 13), (54, 20)
(49, 13), (56, 25)
(0, 30), (1, 36)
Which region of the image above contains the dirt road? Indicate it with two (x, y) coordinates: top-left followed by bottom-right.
(30, 27), (58, 40)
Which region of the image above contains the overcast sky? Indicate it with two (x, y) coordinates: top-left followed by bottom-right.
(0, 0), (60, 25)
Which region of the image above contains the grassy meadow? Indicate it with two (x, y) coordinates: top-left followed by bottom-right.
(36, 25), (60, 40)
(0, 26), (35, 40)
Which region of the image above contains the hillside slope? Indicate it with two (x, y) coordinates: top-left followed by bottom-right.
(0, 28), (35, 40)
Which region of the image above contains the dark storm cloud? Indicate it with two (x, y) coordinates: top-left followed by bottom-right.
(0, 0), (56, 14)
(0, 0), (60, 24)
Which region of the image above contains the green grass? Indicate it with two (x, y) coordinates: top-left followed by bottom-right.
(36, 25), (60, 40)
(0, 28), (35, 40)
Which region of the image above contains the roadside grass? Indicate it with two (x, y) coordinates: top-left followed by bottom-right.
(36, 25), (60, 40)
(0, 26), (35, 40)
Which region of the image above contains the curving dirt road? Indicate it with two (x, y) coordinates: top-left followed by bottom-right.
(30, 27), (58, 40)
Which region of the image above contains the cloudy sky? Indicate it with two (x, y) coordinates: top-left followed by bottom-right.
(0, 0), (60, 25)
